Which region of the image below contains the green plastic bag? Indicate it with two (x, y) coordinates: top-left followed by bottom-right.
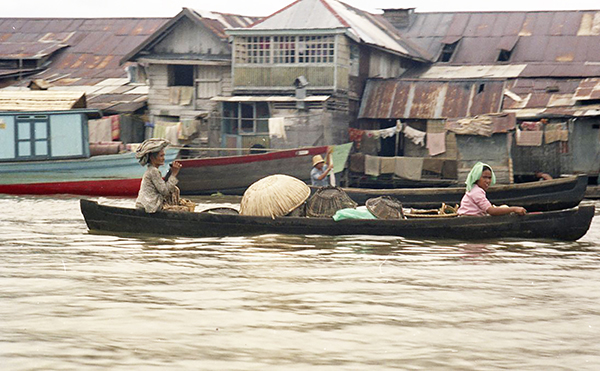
(332, 206), (377, 221)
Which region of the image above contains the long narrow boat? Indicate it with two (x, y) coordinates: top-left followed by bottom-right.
(176, 146), (328, 195)
(80, 199), (594, 241)
(325, 175), (588, 212)
(0, 149), (179, 196)
(0, 108), (180, 196)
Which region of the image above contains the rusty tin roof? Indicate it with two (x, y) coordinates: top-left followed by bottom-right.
(234, 0), (430, 62)
(401, 10), (600, 78)
(359, 78), (504, 119)
(0, 17), (169, 113)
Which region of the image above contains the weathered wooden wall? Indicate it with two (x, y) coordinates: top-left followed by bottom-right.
(456, 134), (511, 184)
(147, 64), (231, 116)
(152, 17), (229, 55)
(571, 118), (600, 176)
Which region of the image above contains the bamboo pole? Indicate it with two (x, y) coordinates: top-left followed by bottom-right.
(170, 146), (291, 152)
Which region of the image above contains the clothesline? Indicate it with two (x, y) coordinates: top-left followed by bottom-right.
(169, 146), (293, 152)
(348, 121), (447, 156)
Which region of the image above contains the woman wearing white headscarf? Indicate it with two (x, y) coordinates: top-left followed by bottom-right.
(457, 162), (526, 216)
(135, 139), (183, 213)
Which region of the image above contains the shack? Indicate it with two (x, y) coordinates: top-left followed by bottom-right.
(352, 8), (600, 184)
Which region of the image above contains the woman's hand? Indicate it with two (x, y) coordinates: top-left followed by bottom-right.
(512, 206), (527, 215)
(171, 161), (182, 176)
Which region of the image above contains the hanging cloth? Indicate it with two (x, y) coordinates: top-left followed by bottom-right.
(379, 127), (397, 139)
(268, 117), (287, 141)
(394, 157), (423, 180)
(403, 125), (426, 146)
(364, 155), (381, 176)
(426, 132), (446, 156)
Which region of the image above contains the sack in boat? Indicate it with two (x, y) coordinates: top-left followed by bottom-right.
(365, 196), (405, 220)
(240, 174), (311, 218)
(306, 186), (357, 218)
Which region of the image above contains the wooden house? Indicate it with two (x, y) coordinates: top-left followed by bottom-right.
(219, 0), (431, 152)
(121, 9), (258, 150)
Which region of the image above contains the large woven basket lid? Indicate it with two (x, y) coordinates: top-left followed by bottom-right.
(306, 186), (357, 218)
(365, 196), (405, 220)
(240, 174), (311, 218)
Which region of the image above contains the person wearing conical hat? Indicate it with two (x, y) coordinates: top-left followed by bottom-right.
(457, 162), (526, 216)
(310, 147), (334, 186)
(134, 138), (183, 213)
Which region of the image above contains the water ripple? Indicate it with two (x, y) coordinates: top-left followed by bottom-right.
(1, 195), (600, 370)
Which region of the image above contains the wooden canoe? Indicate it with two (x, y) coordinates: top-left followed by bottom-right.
(324, 175), (588, 212)
(176, 146), (328, 195)
(80, 199), (594, 241)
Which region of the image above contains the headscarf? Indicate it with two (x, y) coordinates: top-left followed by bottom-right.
(135, 138), (171, 166)
(465, 161), (496, 192)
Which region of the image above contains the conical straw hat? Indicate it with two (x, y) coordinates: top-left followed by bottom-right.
(240, 174), (311, 218)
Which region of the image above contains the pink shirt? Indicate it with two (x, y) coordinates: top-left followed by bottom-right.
(457, 184), (492, 216)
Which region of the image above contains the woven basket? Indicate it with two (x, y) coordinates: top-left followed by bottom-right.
(306, 186), (357, 218)
(405, 203), (459, 218)
(240, 174), (311, 218)
(365, 196), (405, 220)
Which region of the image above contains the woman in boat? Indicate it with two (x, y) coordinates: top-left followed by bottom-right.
(458, 162), (527, 216)
(311, 147), (334, 186)
(135, 139), (183, 213)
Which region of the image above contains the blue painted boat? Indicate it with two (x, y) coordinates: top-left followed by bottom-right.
(0, 109), (178, 196)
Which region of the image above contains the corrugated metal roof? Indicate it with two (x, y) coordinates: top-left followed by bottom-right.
(416, 64), (527, 79)
(0, 17), (169, 112)
(0, 42), (67, 59)
(188, 9), (259, 39)
(0, 90), (85, 111)
(503, 78), (582, 110)
(358, 79), (504, 119)
(401, 10), (600, 77)
(500, 78), (600, 118)
(244, 0), (430, 61)
(574, 78), (600, 100)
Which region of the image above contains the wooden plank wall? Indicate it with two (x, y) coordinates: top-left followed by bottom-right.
(147, 64), (231, 114)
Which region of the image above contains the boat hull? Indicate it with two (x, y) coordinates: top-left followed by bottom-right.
(80, 199), (595, 241)
(176, 146), (328, 195)
(330, 175), (588, 212)
(0, 149), (179, 196)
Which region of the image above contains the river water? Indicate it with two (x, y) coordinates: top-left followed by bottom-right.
(1, 195), (600, 370)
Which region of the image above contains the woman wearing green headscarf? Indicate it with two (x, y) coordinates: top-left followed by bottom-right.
(457, 162), (527, 216)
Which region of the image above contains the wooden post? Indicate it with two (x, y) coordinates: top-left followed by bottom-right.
(395, 120), (401, 156)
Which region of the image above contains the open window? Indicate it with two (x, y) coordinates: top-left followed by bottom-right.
(437, 36), (462, 63)
(497, 36), (519, 62)
(167, 64), (194, 86)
